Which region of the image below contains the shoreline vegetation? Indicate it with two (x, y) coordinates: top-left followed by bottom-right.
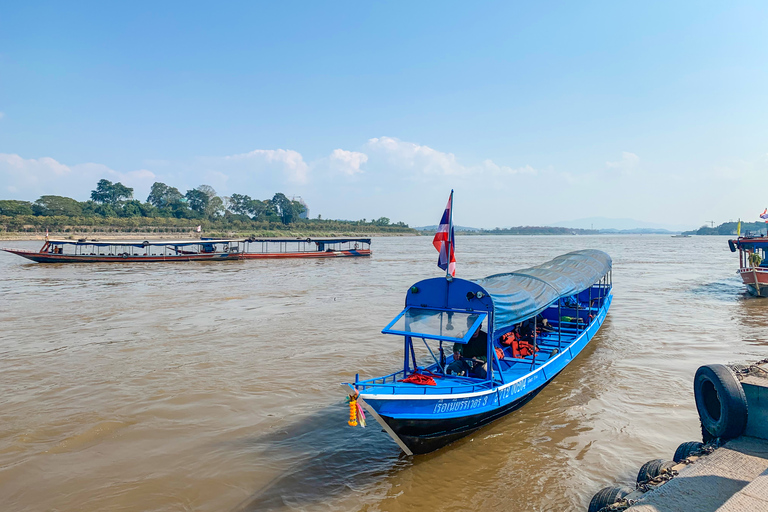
(0, 179), (416, 239)
(417, 226), (600, 236)
(682, 221), (767, 236)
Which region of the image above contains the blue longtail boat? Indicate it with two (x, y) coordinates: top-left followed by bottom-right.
(344, 250), (613, 454)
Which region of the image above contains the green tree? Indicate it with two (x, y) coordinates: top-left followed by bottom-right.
(229, 193), (253, 215)
(196, 184), (217, 200)
(271, 193), (301, 225)
(205, 196), (224, 219)
(0, 200), (34, 216)
(120, 200), (144, 217)
(138, 202), (158, 217)
(33, 196), (83, 216)
(170, 200), (196, 219)
(94, 203), (117, 217)
(80, 200), (99, 216)
(185, 188), (210, 214)
(90, 179), (133, 205)
(374, 217), (390, 226)
(291, 200), (307, 219)
(147, 182), (183, 208)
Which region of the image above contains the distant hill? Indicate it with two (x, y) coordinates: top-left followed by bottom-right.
(416, 225), (599, 235)
(598, 228), (678, 234)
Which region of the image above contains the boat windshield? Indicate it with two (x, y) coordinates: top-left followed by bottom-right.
(382, 307), (486, 344)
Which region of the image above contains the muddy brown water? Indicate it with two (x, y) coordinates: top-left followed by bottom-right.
(1, 235), (766, 512)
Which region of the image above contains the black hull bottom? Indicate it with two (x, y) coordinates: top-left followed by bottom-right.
(380, 380), (552, 454)
(746, 284), (768, 297)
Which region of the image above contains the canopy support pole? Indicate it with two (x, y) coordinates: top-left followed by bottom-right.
(403, 336), (411, 375)
(531, 316), (538, 370)
(558, 300), (562, 348)
(491, 347), (505, 384)
(576, 297), (580, 334)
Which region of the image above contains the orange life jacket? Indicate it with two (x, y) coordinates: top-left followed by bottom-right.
(500, 330), (539, 358)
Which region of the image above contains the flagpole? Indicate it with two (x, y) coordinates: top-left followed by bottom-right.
(446, 190), (454, 279)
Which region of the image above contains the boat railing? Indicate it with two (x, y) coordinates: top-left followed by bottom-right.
(355, 369), (492, 395)
(356, 381), (492, 395)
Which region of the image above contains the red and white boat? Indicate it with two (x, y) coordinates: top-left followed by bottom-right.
(728, 235), (768, 297)
(2, 237), (371, 264)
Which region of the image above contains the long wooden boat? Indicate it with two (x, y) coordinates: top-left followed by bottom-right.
(728, 234), (768, 297)
(2, 237), (371, 263)
(234, 237), (371, 259)
(344, 249), (612, 454)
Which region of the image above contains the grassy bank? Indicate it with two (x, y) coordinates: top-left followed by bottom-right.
(0, 215), (417, 240)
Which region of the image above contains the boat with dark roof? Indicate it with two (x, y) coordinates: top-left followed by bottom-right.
(728, 234), (768, 297)
(2, 237), (371, 263)
(343, 249), (612, 454)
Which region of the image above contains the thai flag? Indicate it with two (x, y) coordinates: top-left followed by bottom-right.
(760, 208), (768, 221)
(432, 190), (456, 277)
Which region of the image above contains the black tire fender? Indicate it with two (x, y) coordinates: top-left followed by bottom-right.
(121, 253), (128, 259)
(694, 364), (748, 440)
(637, 459), (676, 484)
(588, 486), (632, 512)
(673, 441), (704, 462)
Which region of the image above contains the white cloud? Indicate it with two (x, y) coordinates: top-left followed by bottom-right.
(367, 136), (465, 175)
(0, 112), (5, 119)
(0, 153), (156, 200)
(366, 136), (538, 178)
(478, 159), (538, 175)
(225, 148), (309, 184)
(329, 149), (368, 175)
(0, 153), (71, 189)
(606, 152), (640, 175)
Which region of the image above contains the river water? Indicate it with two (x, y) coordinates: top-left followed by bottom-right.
(1, 235), (766, 512)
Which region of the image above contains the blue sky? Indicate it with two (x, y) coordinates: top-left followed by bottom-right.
(1, 1), (767, 229)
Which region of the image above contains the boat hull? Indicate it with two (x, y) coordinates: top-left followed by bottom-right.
(358, 293), (612, 454)
(2, 248), (371, 263)
(237, 249), (371, 259)
(739, 268), (768, 297)
(367, 383), (547, 454)
(1, 249), (240, 263)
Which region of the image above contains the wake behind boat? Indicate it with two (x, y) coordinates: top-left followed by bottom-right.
(2, 237), (371, 263)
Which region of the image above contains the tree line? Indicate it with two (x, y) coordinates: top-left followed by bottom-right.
(0, 179), (310, 224)
(0, 179), (408, 227)
(0, 179), (410, 233)
(684, 221), (767, 236)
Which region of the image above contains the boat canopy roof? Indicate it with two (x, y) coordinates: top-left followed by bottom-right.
(241, 237), (372, 243)
(472, 249), (611, 336)
(733, 237), (768, 250)
(46, 236), (371, 247)
(46, 238), (241, 247)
